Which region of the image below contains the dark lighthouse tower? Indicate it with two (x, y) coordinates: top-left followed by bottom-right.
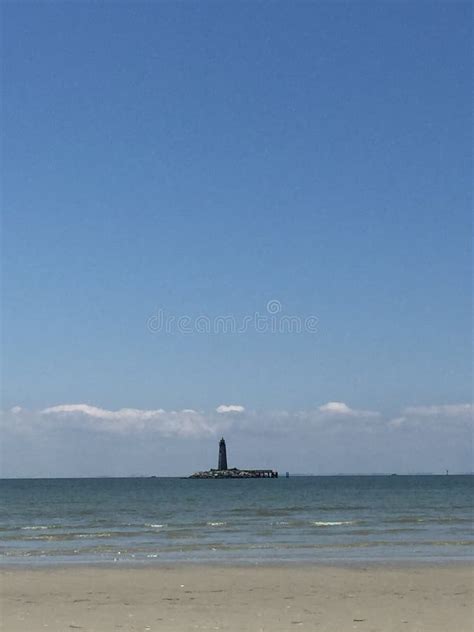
(218, 437), (228, 470)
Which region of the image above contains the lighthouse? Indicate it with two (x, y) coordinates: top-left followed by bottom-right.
(218, 437), (228, 470)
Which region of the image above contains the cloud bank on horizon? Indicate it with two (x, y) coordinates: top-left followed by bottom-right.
(2, 401), (472, 477)
(4, 400), (472, 436)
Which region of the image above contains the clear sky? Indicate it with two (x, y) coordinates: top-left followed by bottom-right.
(2, 2), (472, 476)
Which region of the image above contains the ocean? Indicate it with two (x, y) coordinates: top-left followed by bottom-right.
(1, 475), (472, 565)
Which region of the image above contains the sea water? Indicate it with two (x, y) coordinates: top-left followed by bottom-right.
(1, 475), (472, 565)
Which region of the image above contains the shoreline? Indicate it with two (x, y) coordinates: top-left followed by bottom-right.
(1, 556), (473, 571)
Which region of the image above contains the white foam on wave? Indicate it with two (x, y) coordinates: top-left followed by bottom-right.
(77, 533), (112, 538)
(207, 521), (226, 527)
(146, 523), (165, 528)
(311, 521), (354, 527)
(21, 526), (49, 530)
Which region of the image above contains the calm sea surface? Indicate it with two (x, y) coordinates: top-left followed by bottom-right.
(1, 476), (472, 565)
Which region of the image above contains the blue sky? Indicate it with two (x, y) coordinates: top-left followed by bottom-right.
(2, 2), (472, 476)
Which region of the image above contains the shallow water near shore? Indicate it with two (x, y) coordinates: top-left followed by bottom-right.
(1, 475), (472, 565)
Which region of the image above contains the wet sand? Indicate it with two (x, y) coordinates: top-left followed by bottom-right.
(1, 563), (472, 631)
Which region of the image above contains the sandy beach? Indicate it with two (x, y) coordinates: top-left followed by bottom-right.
(1, 563), (472, 632)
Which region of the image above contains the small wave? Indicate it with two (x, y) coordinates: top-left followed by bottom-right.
(21, 531), (139, 542)
(385, 517), (426, 524)
(21, 526), (49, 530)
(313, 520), (354, 526)
(77, 533), (112, 539)
(145, 524), (165, 529)
(207, 521), (226, 527)
(231, 506), (308, 516)
(385, 516), (472, 525)
(23, 535), (64, 541)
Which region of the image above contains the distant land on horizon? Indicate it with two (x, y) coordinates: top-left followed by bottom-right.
(1, 472), (473, 480)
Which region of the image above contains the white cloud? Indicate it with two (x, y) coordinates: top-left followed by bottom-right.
(38, 404), (226, 437)
(403, 404), (473, 418)
(388, 403), (473, 429)
(319, 401), (352, 415)
(2, 401), (471, 442)
(318, 401), (379, 418)
(41, 404), (166, 420)
(216, 404), (245, 414)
